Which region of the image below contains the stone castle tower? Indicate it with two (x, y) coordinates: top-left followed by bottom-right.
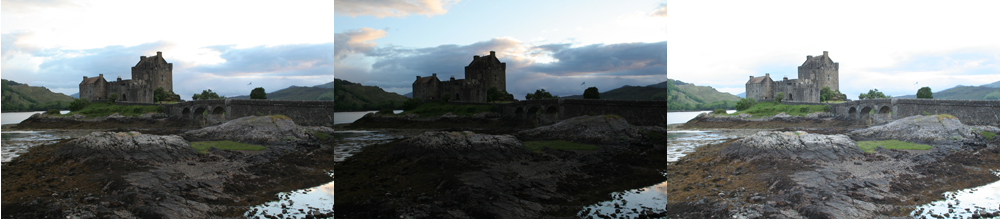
(413, 51), (507, 103)
(746, 51), (839, 102)
(79, 52), (173, 103)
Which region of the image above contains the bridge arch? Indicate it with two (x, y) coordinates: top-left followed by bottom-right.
(544, 106), (558, 115)
(526, 106), (540, 119)
(514, 107), (524, 119)
(848, 107), (857, 119)
(182, 107), (191, 118)
(878, 106), (891, 114)
(193, 107), (207, 120)
(212, 106), (225, 115)
(859, 106), (873, 123)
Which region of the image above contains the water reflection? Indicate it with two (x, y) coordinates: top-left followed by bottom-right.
(667, 130), (733, 162)
(333, 130), (401, 162)
(245, 176), (336, 219)
(1, 130), (81, 162)
(912, 171), (1000, 218)
(578, 181), (669, 218)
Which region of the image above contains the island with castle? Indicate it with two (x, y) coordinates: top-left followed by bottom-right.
(746, 51), (839, 103)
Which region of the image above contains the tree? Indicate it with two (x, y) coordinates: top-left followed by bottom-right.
(916, 87), (933, 99)
(69, 98), (90, 111)
(820, 86), (833, 102)
(193, 89), (224, 100)
(736, 98), (756, 111)
(154, 87), (168, 103)
(858, 89), (889, 100)
(250, 87), (267, 99)
(525, 89), (557, 100)
(775, 92), (785, 103)
(108, 92), (118, 103)
(583, 87), (600, 99)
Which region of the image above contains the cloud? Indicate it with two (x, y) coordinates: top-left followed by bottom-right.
(334, 0), (460, 18)
(650, 3), (667, 17)
(0, 0), (84, 13)
(334, 27), (387, 61)
(333, 28), (668, 98)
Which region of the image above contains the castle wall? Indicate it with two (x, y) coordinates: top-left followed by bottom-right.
(166, 99), (336, 126)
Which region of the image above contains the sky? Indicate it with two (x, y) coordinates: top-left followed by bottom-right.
(2, 0), (335, 99)
(334, 0), (668, 98)
(669, 1), (1000, 98)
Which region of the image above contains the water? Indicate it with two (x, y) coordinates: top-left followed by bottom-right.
(334, 110), (403, 125)
(578, 181), (669, 218)
(2, 111), (82, 162)
(2, 111), (68, 125)
(911, 171), (1000, 218)
(245, 174), (336, 219)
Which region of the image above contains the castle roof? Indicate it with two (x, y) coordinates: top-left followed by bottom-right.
(801, 51), (835, 66)
(413, 75), (440, 84)
(746, 75), (772, 85)
(80, 75), (106, 85)
(467, 51), (504, 67)
(135, 52), (169, 67)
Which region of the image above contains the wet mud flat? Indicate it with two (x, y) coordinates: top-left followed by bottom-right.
(665, 131), (1000, 218)
(11, 115), (200, 130)
(1, 123), (339, 218)
(336, 126), (673, 218)
(681, 115), (867, 130)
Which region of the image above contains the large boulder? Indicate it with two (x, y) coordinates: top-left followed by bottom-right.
(397, 131), (526, 162)
(722, 131), (863, 162)
(57, 131), (195, 163)
(183, 115), (320, 146)
(849, 115), (977, 144)
(516, 115), (645, 145)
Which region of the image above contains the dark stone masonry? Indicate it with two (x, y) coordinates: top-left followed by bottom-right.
(164, 99), (335, 126)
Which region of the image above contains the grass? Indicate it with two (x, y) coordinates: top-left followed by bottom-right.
(523, 140), (599, 153)
(403, 102), (496, 117)
(728, 102), (830, 118)
(190, 140), (266, 154)
(982, 131), (996, 140)
(856, 140), (932, 153)
(64, 103), (164, 117)
(934, 114), (957, 122)
(314, 131), (331, 141)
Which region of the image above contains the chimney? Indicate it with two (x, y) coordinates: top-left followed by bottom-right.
(417, 76), (421, 80)
(84, 76), (88, 80)
(141, 56), (146, 61)
(750, 76), (754, 80)
(489, 51), (495, 56)
(474, 55), (480, 61)
(807, 55), (812, 59)
(450, 75), (455, 81)
(432, 73), (437, 78)
(765, 73), (769, 77)
(157, 51), (162, 57)
(99, 74), (103, 78)
(823, 51), (828, 56)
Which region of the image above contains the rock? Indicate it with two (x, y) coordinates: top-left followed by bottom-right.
(182, 115), (318, 146)
(849, 115), (977, 144)
(400, 131), (525, 162)
(57, 131), (195, 163)
(721, 131), (863, 162)
(516, 115), (645, 145)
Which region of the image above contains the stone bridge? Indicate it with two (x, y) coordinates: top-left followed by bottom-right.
(786, 99), (1000, 126)
(161, 99), (335, 126)
(494, 99), (668, 126)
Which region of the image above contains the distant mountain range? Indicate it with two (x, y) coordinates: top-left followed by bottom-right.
(232, 79), (407, 111)
(895, 80), (1000, 99)
(563, 79), (739, 111)
(2, 79), (75, 112)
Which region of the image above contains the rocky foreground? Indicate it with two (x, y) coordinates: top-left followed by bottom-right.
(667, 115), (1000, 218)
(1, 115), (337, 218)
(335, 115), (672, 218)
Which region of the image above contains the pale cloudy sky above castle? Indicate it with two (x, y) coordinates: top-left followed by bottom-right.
(334, 0), (669, 97)
(2, 0), (335, 98)
(670, 1), (1000, 97)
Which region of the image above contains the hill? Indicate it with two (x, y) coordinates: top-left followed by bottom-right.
(230, 79), (406, 111)
(896, 84), (1000, 100)
(981, 80), (1000, 88)
(332, 79), (407, 111)
(564, 79), (739, 111)
(2, 79), (75, 112)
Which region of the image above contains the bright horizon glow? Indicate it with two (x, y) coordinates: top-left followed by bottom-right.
(668, 1), (1000, 98)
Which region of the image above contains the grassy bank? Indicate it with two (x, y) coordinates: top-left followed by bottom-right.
(401, 102), (496, 117)
(62, 103), (165, 117)
(190, 140), (265, 154)
(856, 140), (932, 153)
(523, 140), (599, 153)
(728, 102), (830, 118)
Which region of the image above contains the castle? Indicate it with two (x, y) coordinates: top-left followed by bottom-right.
(746, 51), (839, 102)
(412, 51), (507, 103)
(79, 51), (173, 103)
